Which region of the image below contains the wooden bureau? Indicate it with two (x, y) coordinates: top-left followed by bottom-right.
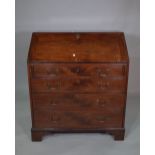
(27, 32), (129, 141)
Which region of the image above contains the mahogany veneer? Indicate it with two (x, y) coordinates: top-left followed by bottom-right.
(27, 32), (129, 141)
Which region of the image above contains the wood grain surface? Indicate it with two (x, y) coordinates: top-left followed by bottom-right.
(27, 32), (129, 141)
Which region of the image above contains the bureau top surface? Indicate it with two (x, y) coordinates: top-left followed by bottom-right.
(28, 32), (129, 63)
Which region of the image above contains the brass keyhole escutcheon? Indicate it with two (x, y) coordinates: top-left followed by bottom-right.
(76, 34), (80, 40)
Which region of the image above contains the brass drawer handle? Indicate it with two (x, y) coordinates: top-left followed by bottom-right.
(99, 73), (107, 77)
(75, 79), (81, 85)
(46, 84), (56, 90)
(97, 68), (109, 77)
(51, 113), (60, 123)
(46, 82), (61, 90)
(98, 82), (109, 89)
(97, 68), (109, 73)
(96, 99), (106, 107)
(96, 116), (106, 123)
(76, 67), (80, 73)
(73, 95), (90, 107)
(47, 71), (57, 76)
(98, 120), (105, 123)
(96, 116), (110, 123)
(50, 101), (57, 106)
(47, 68), (59, 76)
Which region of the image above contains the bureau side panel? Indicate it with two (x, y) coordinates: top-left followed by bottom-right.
(121, 62), (129, 127)
(27, 63), (35, 127)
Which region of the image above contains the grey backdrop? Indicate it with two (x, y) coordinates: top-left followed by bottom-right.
(16, 0), (140, 154)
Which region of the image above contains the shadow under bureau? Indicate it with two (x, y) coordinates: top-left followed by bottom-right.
(27, 32), (129, 141)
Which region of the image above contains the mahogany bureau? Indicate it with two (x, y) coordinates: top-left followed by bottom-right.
(27, 32), (129, 141)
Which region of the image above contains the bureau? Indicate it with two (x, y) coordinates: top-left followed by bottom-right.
(27, 32), (129, 141)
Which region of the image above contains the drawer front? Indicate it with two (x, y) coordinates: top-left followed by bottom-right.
(32, 63), (125, 78)
(33, 110), (123, 129)
(31, 78), (125, 93)
(33, 93), (125, 112)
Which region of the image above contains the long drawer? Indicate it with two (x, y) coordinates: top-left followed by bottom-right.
(31, 78), (126, 93)
(32, 93), (125, 112)
(33, 110), (123, 129)
(31, 63), (125, 78)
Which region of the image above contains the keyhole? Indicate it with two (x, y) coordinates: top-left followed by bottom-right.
(76, 34), (80, 40)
